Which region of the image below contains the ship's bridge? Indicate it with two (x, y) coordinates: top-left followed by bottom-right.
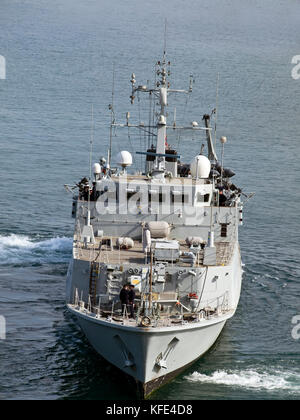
(95, 174), (215, 210)
(75, 173), (240, 244)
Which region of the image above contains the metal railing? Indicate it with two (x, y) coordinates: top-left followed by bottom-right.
(72, 288), (231, 326)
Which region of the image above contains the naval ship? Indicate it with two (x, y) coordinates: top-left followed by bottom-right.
(65, 51), (249, 398)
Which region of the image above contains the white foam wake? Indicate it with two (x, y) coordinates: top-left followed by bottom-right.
(0, 234), (35, 249)
(185, 369), (300, 393)
(0, 234), (72, 265)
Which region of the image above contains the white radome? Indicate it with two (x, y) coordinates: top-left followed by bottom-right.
(92, 163), (101, 175)
(116, 151), (133, 168)
(190, 155), (211, 178)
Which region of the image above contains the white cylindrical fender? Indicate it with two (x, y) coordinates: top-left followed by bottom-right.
(186, 236), (205, 246)
(146, 221), (170, 238)
(116, 237), (134, 249)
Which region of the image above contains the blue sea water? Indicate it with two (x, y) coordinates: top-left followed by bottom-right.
(0, 0), (300, 400)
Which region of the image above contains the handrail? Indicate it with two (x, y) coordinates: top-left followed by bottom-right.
(72, 288), (230, 326)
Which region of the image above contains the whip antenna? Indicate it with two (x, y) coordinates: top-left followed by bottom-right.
(214, 72), (219, 149)
(108, 63), (116, 169)
(89, 103), (94, 180)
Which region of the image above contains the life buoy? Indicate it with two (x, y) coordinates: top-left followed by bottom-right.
(140, 316), (151, 327)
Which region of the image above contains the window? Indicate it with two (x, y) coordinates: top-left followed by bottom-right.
(149, 192), (167, 203)
(220, 224), (228, 238)
(171, 193), (190, 204)
(197, 193), (210, 203)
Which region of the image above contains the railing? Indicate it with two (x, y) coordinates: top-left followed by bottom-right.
(200, 291), (229, 317)
(72, 288), (231, 327)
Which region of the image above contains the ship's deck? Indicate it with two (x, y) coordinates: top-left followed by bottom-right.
(68, 302), (235, 330)
(73, 236), (235, 267)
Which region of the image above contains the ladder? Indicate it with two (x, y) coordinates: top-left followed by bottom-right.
(89, 261), (100, 307)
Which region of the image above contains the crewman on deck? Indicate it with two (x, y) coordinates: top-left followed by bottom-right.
(218, 186), (227, 206)
(128, 284), (136, 319)
(119, 284), (129, 315)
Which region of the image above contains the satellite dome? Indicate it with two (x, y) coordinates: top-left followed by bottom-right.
(92, 163), (101, 175)
(116, 151), (133, 168)
(190, 155), (211, 179)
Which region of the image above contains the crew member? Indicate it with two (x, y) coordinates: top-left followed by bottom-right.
(119, 284), (129, 315)
(128, 284), (136, 319)
(218, 187), (227, 206)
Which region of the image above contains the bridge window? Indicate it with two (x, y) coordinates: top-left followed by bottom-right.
(197, 193), (210, 203)
(220, 223), (228, 237)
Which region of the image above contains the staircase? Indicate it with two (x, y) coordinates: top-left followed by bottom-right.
(89, 261), (100, 306)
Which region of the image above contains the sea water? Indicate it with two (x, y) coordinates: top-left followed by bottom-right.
(0, 0), (300, 400)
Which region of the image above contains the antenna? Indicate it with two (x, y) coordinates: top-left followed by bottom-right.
(108, 63), (115, 169)
(81, 103), (96, 245)
(164, 18), (167, 58)
(89, 104), (94, 181)
(173, 107), (176, 128)
(87, 104), (94, 222)
(220, 135), (227, 186)
(214, 73), (219, 149)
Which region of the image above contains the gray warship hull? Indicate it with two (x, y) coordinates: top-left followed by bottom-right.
(68, 303), (227, 397)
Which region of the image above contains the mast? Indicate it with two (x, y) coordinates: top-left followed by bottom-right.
(202, 114), (218, 162)
(152, 20), (168, 176)
(153, 55), (168, 176)
(114, 41), (213, 174)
